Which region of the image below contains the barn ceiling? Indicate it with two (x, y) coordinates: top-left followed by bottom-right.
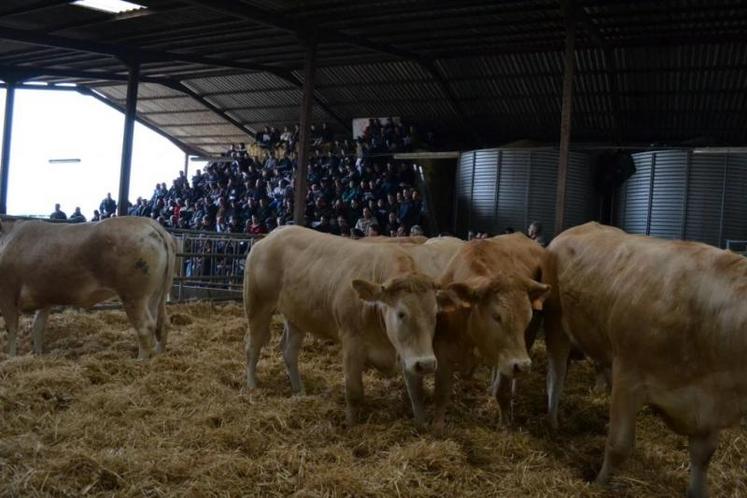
(0, 0), (745, 155)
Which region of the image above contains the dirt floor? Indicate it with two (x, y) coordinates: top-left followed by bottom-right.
(0, 302), (745, 497)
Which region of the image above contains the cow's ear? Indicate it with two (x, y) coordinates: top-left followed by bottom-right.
(443, 282), (480, 308)
(436, 289), (461, 312)
(526, 279), (551, 310)
(352, 279), (384, 303)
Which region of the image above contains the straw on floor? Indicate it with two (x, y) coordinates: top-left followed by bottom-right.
(1, 302), (745, 497)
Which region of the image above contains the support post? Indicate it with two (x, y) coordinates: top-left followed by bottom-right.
(117, 60), (140, 217)
(293, 38), (317, 226)
(554, 1), (576, 235)
(0, 78), (16, 214)
(183, 152), (189, 177)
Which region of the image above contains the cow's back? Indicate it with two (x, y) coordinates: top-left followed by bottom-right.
(547, 222), (747, 429)
(442, 233), (545, 283)
(0, 217), (173, 309)
(245, 226), (415, 339)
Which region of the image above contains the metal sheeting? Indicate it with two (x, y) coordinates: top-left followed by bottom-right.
(617, 150), (747, 247)
(471, 149), (499, 232)
(454, 152), (475, 233)
(454, 148), (595, 238)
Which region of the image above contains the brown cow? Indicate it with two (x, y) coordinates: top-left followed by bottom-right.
(430, 233), (550, 427)
(243, 226), (461, 426)
(543, 222), (747, 498)
(0, 217), (176, 359)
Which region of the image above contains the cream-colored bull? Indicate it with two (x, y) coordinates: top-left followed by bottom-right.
(431, 234), (549, 427)
(0, 217), (176, 359)
(243, 226), (460, 426)
(543, 222), (747, 498)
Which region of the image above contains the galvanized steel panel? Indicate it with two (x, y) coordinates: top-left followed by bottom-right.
(650, 150), (688, 240)
(685, 153), (726, 246)
(471, 149), (499, 232)
(564, 152), (595, 230)
(496, 150), (530, 235)
(454, 152), (475, 234)
(527, 151), (557, 236)
(619, 152), (652, 235)
(723, 155), (747, 245)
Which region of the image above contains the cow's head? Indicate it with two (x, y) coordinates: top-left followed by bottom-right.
(352, 273), (459, 375)
(443, 274), (550, 378)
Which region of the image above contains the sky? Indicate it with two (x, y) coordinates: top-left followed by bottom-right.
(0, 87), (192, 219)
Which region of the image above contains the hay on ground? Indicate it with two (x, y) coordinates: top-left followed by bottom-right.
(0, 302), (745, 497)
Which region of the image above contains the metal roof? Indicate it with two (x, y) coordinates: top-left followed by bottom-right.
(0, 0), (746, 155)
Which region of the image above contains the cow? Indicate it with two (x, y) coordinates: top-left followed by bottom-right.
(543, 222), (747, 498)
(427, 233), (550, 428)
(243, 226), (461, 426)
(0, 216), (176, 359)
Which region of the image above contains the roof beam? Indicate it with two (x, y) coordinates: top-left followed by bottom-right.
(181, 0), (478, 144)
(0, 26), (351, 132)
(0, 26), (286, 74)
(160, 80), (257, 138)
(77, 86), (205, 156)
(576, 5), (623, 144)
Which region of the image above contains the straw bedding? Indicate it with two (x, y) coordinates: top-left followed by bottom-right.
(1, 302), (745, 497)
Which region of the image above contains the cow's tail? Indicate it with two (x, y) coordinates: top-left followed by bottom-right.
(152, 223), (177, 337)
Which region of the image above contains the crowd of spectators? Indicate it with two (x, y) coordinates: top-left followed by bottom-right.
(59, 120), (429, 238)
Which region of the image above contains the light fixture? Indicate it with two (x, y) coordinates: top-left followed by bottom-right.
(72, 0), (146, 14)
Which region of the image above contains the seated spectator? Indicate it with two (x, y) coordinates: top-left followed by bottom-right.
(100, 193), (117, 218)
(91, 209), (101, 222)
(503, 227), (515, 234)
(246, 215), (266, 235)
(410, 225), (424, 237)
(355, 207), (379, 235)
(50, 203), (67, 221)
(69, 207), (86, 223)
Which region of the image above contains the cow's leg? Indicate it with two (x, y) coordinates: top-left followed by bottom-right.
(31, 308), (50, 355)
(123, 298), (156, 360)
(545, 315), (572, 430)
(281, 320), (306, 394)
(0, 299), (19, 356)
(595, 364), (644, 486)
(245, 303), (273, 389)
(342, 339), (365, 425)
(152, 292), (169, 354)
(403, 368), (426, 428)
(433, 361), (454, 430)
(593, 364), (612, 393)
(687, 431), (719, 498)
(494, 373), (515, 425)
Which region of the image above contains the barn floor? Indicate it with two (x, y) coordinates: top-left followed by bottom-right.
(0, 302), (745, 497)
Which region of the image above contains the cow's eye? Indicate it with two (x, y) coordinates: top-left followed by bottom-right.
(397, 311), (406, 320)
(492, 312), (502, 323)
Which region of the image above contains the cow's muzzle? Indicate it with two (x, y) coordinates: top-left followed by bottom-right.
(407, 356), (437, 375)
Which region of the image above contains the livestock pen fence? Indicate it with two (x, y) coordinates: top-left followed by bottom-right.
(167, 228), (262, 301)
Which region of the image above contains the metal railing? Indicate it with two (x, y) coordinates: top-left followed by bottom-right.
(726, 240), (747, 257)
(167, 228), (263, 301)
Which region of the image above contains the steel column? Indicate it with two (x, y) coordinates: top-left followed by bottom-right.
(293, 40), (317, 226)
(183, 152), (189, 177)
(0, 79), (16, 214)
(117, 61), (140, 217)
(554, 1), (576, 234)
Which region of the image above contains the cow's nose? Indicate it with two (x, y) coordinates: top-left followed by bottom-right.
(511, 359), (532, 375)
(413, 357), (437, 374)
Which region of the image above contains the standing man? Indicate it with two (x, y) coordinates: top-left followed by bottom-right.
(50, 203), (67, 220)
(100, 193), (117, 219)
(528, 221), (546, 246)
(69, 207), (87, 223)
